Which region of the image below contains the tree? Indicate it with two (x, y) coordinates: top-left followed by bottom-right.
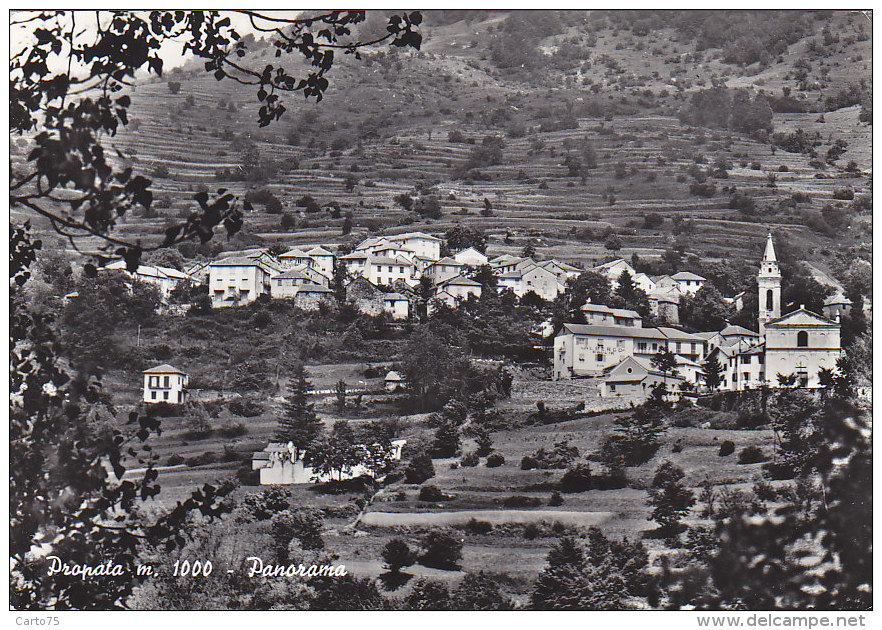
(11, 10), (422, 269)
(304, 420), (359, 481)
(647, 461), (695, 537)
(651, 348), (678, 389)
(604, 234), (623, 252)
(404, 452), (435, 484)
(679, 285), (733, 331)
(703, 354), (722, 391)
(419, 529), (463, 570)
(444, 225), (487, 254)
(382, 538), (416, 574)
(521, 241), (537, 258)
(167, 80), (182, 94)
(332, 261), (348, 304)
(335, 379), (347, 411)
(451, 572), (513, 610)
(432, 422), (461, 458)
(276, 365), (323, 459)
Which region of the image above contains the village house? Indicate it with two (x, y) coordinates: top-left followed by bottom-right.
(452, 246), (489, 267)
(292, 284), (334, 311)
(657, 327), (706, 362)
(581, 302), (643, 327)
(306, 246), (336, 277)
(633, 272), (657, 294)
(553, 323), (669, 379)
(347, 275), (387, 316)
(594, 258), (635, 287)
(497, 264), (564, 301)
(384, 370), (404, 392)
(437, 275), (483, 302)
(537, 259), (582, 285)
(366, 255), (415, 287)
(425, 257), (465, 284)
(341, 251), (369, 276)
(252, 440), (406, 485)
(387, 231), (442, 261)
(671, 271), (706, 294)
(278, 247), (313, 269)
(598, 356), (685, 398)
(102, 260), (191, 301)
(382, 293), (410, 320)
(143, 364), (188, 404)
(270, 268), (318, 299)
(208, 256), (274, 307)
(823, 293), (852, 320)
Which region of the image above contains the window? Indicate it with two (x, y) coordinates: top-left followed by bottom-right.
(163, 391), (169, 400)
(149, 375), (158, 388)
(637, 342), (647, 352)
(743, 372), (750, 382)
(178, 392), (183, 403)
(758, 355), (764, 364)
(766, 289), (774, 311)
(676, 342), (682, 353)
(743, 355), (752, 364)
(609, 384), (616, 392)
(596, 353), (604, 362)
(797, 331), (808, 347)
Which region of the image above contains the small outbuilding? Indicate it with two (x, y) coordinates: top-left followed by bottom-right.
(384, 370), (404, 392)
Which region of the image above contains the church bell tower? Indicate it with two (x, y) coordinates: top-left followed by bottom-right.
(757, 232), (781, 336)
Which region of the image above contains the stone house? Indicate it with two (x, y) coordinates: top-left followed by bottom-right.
(143, 364), (187, 404)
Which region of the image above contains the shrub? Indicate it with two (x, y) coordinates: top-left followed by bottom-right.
(548, 491), (564, 507)
(832, 187), (855, 201)
(240, 487), (291, 521)
(228, 398), (264, 417)
(460, 451), (479, 467)
(738, 446), (765, 464)
(419, 485), (447, 502)
(752, 479), (777, 501)
(186, 451), (217, 467)
(523, 524), (540, 540)
(219, 422), (246, 438)
(419, 530), (463, 570)
(718, 440), (735, 457)
(485, 452), (505, 468)
(559, 463), (593, 492)
(166, 454), (185, 466)
(465, 518), (493, 535)
(520, 455), (539, 470)
(502, 495), (542, 508)
(405, 453), (436, 484)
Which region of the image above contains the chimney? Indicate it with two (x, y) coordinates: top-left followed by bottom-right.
(800, 304), (805, 310)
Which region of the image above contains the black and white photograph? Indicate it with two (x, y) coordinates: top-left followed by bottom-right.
(8, 7), (873, 619)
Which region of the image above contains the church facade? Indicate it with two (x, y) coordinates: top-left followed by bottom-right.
(707, 233), (842, 390)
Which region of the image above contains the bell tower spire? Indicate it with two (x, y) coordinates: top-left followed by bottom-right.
(757, 232), (781, 336)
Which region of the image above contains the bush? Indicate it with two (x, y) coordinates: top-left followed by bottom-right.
(523, 524), (540, 540)
(166, 454), (185, 466)
(558, 463), (593, 492)
(419, 530), (463, 570)
(738, 446), (765, 464)
(219, 422), (246, 438)
(405, 453), (436, 484)
(548, 491), (564, 507)
(718, 440), (735, 457)
(465, 518), (493, 535)
(832, 187), (855, 201)
(186, 451), (217, 467)
(460, 451), (479, 467)
(485, 452), (505, 468)
(240, 487), (291, 521)
(502, 495), (543, 508)
(520, 455), (539, 470)
(419, 485), (447, 502)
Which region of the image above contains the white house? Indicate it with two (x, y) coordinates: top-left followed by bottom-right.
(366, 256), (415, 287)
(671, 271), (706, 294)
(425, 257), (465, 284)
(497, 264), (563, 301)
(553, 323), (668, 379)
(382, 293), (410, 320)
(143, 364), (187, 404)
(102, 261), (190, 300)
(438, 275), (482, 302)
(208, 256), (274, 307)
(384, 370), (404, 392)
(306, 246), (335, 277)
(278, 247), (313, 269)
(341, 251), (369, 276)
(270, 268), (316, 299)
(581, 302), (642, 328)
(388, 231), (441, 261)
(594, 259), (635, 287)
(538, 259), (582, 284)
(598, 356), (685, 398)
(253, 440), (406, 485)
(452, 247), (489, 267)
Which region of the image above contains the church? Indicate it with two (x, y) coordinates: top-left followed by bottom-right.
(706, 233), (842, 390)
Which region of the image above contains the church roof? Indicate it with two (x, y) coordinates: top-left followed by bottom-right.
(764, 307), (838, 327)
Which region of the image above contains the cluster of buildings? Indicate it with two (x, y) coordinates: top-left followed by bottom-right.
(555, 234), (843, 396)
